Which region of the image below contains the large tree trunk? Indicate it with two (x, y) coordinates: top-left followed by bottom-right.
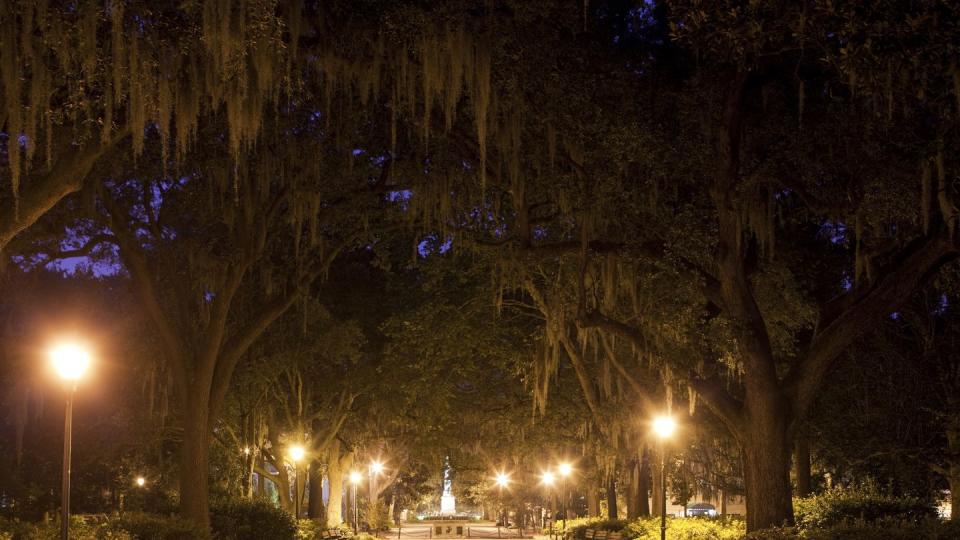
(606, 475), (618, 519)
(637, 450), (650, 517)
(627, 460), (639, 518)
(327, 453), (345, 525)
(742, 394), (794, 532)
(309, 459), (325, 520)
(587, 480), (599, 517)
(794, 432), (812, 497)
(180, 404), (211, 530)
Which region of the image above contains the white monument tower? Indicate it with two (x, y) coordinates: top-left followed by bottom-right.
(440, 457), (456, 515)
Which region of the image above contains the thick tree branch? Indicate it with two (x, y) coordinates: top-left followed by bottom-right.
(785, 234), (958, 418)
(0, 129), (128, 250)
(98, 184), (188, 392)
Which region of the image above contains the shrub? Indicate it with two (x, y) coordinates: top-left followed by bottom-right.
(792, 484), (937, 530)
(0, 515), (131, 539)
(209, 499), (296, 540)
(364, 501), (392, 532)
(748, 518), (960, 539)
(624, 517), (744, 540)
(567, 518), (627, 539)
(296, 519), (334, 540)
(116, 512), (209, 539)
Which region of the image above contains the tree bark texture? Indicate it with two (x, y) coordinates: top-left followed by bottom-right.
(606, 475), (618, 519)
(309, 459), (325, 519)
(637, 450), (650, 517)
(179, 406), (211, 530)
(794, 432), (812, 497)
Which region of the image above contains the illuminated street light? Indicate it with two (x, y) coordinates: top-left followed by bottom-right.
(135, 476), (146, 488)
(50, 343), (91, 381)
(557, 463), (574, 534)
(289, 445), (305, 520)
(494, 472), (511, 529)
(49, 342), (91, 540)
(541, 471), (555, 486)
(652, 416), (677, 540)
(349, 471), (363, 533)
(368, 460), (385, 513)
(653, 416), (676, 439)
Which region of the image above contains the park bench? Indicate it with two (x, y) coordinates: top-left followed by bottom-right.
(320, 528), (346, 539)
(583, 529), (621, 540)
(584, 529), (607, 540)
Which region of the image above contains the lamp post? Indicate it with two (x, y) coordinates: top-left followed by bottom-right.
(652, 416), (676, 540)
(289, 445), (305, 520)
(540, 472), (556, 540)
(50, 343), (91, 540)
(557, 463), (572, 536)
(369, 460), (384, 505)
(494, 472), (510, 532)
(350, 471), (363, 533)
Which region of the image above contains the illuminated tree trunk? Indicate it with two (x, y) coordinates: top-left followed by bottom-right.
(587, 482), (599, 517)
(327, 453), (345, 525)
(626, 460), (639, 518)
(309, 459), (325, 519)
(637, 450), (650, 517)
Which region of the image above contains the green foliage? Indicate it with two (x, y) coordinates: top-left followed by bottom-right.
(209, 499), (296, 540)
(567, 518), (627, 539)
(565, 517), (744, 540)
(0, 516), (131, 539)
(294, 521), (319, 540)
(624, 517), (744, 540)
(746, 519), (960, 540)
(114, 513), (209, 539)
(792, 485), (936, 530)
(364, 501), (392, 532)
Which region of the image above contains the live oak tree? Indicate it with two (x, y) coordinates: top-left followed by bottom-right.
(398, 0), (960, 532)
(6, 0), (960, 532)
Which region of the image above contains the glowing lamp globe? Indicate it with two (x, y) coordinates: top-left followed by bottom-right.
(558, 463), (573, 477)
(349, 471), (363, 484)
(653, 416), (676, 439)
(495, 472), (510, 487)
(49, 343), (91, 381)
(370, 461), (384, 474)
(541, 471), (555, 486)
(289, 445), (305, 462)
(135, 476), (146, 487)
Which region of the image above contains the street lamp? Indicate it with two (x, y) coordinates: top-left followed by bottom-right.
(135, 476), (146, 488)
(540, 472), (556, 538)
(369, 460), (384, 506)
(289, 445), (305, 520)
(557, 463), (573, 535)
(494, 472), (510, 529)
(350, 471), (363, 533)
(652, 416), (676, 540)
(49, 342), (91, 540)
